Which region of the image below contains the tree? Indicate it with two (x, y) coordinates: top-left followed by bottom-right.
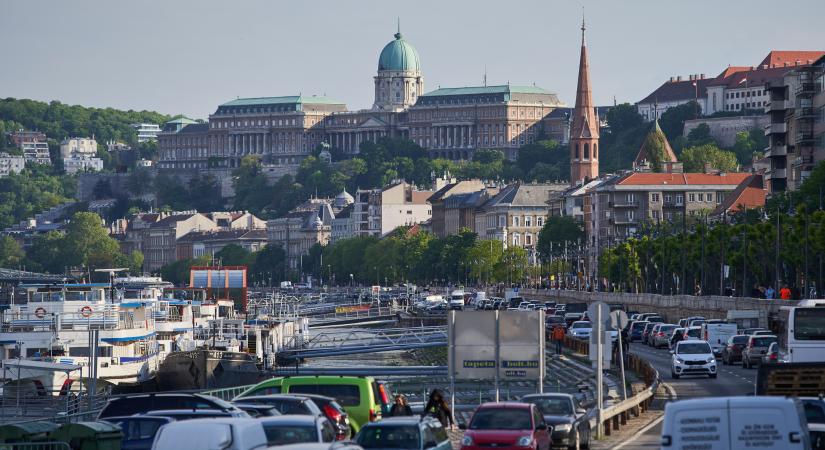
(494, 246), (529, 284)
(731, 128), (768, 165)
(659, 101), (700, 142)
(60, 212), (123, 272)
(537, 216), (584, 260)
(249, 244), (287, 285)
(232, 156), (272, 215)
(606, 103), (644, 132)
(515, 140), (566, 180)
(214, 244), (251, 266)
(0, 236), (24, 268)
(681, 144), (739, 173)
(465, 239), (504, 284)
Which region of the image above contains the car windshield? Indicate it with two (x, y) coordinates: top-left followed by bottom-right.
(752, 336), (777, 347)
(678, 343), (712, 354)
(632, 322), (648, 331)
(572, 322), (591, 329)
(470, 408), (532, 430)
(686, 328), (701, 338)
(660, 326), (677, 333)
(794, 308), (825, 341)
(525, 397), (573, 415)
(263, 424), (317, 446)
(731, 336), (749, 345)
(356, 425), (420, 449)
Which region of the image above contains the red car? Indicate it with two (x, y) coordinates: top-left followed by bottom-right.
(460, 402), (552, 450)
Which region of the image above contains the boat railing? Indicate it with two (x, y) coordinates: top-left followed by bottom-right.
(0, 304), (149, 332)
(0, 390), (109, 425)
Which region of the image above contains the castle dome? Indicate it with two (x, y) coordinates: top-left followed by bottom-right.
(378, 32), (420, 72)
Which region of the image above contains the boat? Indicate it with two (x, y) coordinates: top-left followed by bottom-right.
(0, 283), (159, 395)
(155, 349), (261, 390)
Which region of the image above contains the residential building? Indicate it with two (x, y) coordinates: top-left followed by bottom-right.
(569, 21), (600, 185)
(176, 229), (268, 260)
(352, 181), (433, 237)
(63, 155), (103, 174)
(474, 182), (567, 257)
(7, 130), (50, 165)
(142, 213), (219, 271)
(131, 123), (162, 143)
(330, 203), (354, 244)
(764, 55), (825, 192)
(204, 211), (266, 230)
(711, 173), (767, 219)
(0, 152), (25, 177)
(60, 137), (98, 159)
(266, 201), (335, 269)
(157, 28), (568, 172)
(427, 179), (487, 238)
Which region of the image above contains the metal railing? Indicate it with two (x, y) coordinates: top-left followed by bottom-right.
(0, 442), (72, 450)
(0, 392), (109, 425)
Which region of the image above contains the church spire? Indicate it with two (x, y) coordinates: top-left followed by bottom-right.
(569, 16), (600, 186)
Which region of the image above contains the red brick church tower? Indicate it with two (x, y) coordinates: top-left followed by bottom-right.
(569, 18), (600, 186)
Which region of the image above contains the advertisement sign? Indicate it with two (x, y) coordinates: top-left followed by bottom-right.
(334, 304), (371, 314)
(448, 310), (545, 381)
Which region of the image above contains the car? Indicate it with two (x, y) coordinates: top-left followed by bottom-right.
(234, 394), (324, 416)
(520, 393), (591, 449)
(231, 403), (281, 418)
(568, 321), (592, 339)
(742, 327), (768, 336)
(564, 313), (584, 328)
(678, 316), (705, 328)
(646, 323), (664, 346)
(688, 319), (706, 328)
(460, 402), (551, 450)
(751, 330), (774, 336)
(629, 321), (649, 342)
(271, 444), (364, 450)
(668, 327), (686, 350)
(721, 335), (750, 365)
(150, 418), (268, 450)
(236, 376), (384, 432)
(682, 326), (702, 341)
(810, 423), (825, 450)
(742, 335), (778, 369)
(801, 397), (825, 425)
(660, 397), (810, 450)
(355, 416), (452, 450)
(259, 415), (338, 446)
(98, 393), (244, 419)
(670, 340), (717, 379)
(289, 394), (354, 440)
(647, 316), (664, 324)
(653, 324), (679, 349)
(106, 416), (173, 450)
(641, 322), (658, 345)
(143, 409), (251, 420)
(545, 315), (566, 331)
(761, 342), (784, 365)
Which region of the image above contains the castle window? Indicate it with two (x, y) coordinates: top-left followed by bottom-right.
(575, 144), (580, 159)
(584, 143), (590, 159)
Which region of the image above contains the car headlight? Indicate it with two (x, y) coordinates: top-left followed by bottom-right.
(461, 435), (473, 446)
(707, 357), (715, 363)
(554, 423), (572, 432)
(517, 435), (534, 446)
(675, 357), (684, 364)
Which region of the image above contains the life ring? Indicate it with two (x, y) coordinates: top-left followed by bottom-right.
(80, 306), (93, 318)
(34, 307), (46, 318)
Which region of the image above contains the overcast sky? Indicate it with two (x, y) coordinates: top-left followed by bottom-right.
(2, 0), (824, 119)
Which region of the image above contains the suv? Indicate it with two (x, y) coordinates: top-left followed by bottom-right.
(98, 393), (243, 419)
(236, 376), (383, 432)
(671, 340), (717, 379)
(742, 335), (778, 369)
(629, 321), (649, 342)
(356, 416), (452, 450)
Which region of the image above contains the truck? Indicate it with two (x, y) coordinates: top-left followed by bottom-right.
(702, 322), (739, 356)
(726, 309), (768, 331)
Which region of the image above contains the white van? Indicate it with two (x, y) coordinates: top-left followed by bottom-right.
(661, 396), (810, 450)
(703, 323), (738, 356)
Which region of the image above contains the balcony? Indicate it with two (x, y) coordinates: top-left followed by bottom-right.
(662, 201), (684, 208)
(797, 131), (816, 146)
(765, 100), (790, 112)
(612, 201), (638, 208)
(770, 168), (787, 179)
(796, 82), (818, 98)
(765, 123), (787, 135)
(767, 145), (787, 157)
(796, 107), (817, 119)
(610, 217), (638, 225)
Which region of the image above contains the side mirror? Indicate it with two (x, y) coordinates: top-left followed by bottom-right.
(576, 408), (586, 415)
(669, 350), (675, 354)
(458, 422), (467, 430)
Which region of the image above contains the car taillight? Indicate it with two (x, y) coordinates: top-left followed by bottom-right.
(323, 404), (343, 423)
(770, 353), (777, 361)
(658, 332), (664, 337)
(369, 408), (378, 422)
(378, 384), (390, 405)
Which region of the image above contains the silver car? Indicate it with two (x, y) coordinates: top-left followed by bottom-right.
(653, 324), (679, 349)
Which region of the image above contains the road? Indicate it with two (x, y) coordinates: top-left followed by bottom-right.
(614, 340), (757, 449)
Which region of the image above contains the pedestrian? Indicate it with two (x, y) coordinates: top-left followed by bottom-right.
(389, 394), (413, 416)
(780, 284), (792, 300)
(551, 324), (565, 355)
(750, 283), (761, 299)
(422, 389), (454, 429)
(694, 282), (702, 296)
(765, 286), (775, 299)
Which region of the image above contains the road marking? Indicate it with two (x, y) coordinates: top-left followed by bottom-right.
(611, 415), (665, 450)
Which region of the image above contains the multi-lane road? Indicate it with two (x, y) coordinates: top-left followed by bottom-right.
(613, 340), (758, 449)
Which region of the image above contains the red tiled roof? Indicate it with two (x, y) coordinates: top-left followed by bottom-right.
(713, 174), (766, 215)
(759, 51), (825, 68)
(617, 172), (750, 186)
(706, 65), (798, 88)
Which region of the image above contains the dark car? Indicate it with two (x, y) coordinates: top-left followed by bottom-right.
(721, 335), (750, 365)
(98, 393), (243, 419)
(231, 403), (281, 418)
(520, 393), (590, 449)
(545, 315), (566, 331)
(641, 322), (658, 345)
(106, 416), (173, 450)
(239, 394), (325, 416)
(260, 415), (338, 446)
(290, 393), (352, 440)
(629, 321), (649, 342)
(356, 416), (452, 450)
(143, 409), (250, 420)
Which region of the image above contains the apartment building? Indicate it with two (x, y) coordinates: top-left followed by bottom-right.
(142, 213), (219, 271)
(7, 130), (50, 165)
(176, 229), (268, 260)
(131, 123), (162, 143)
(266, 201), (335, 269)
(352, 181), (432, 238)
(0, 152), (25, 177)
(427, 179), (487, 238)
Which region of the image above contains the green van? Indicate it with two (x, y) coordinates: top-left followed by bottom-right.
(235, 376), (390, 432)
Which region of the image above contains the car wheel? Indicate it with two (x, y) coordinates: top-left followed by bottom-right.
(671, 370), (680, 379)
(582, 426), (591, 449)
(568, 430), (580, 450)
(742, 359), (748, 369)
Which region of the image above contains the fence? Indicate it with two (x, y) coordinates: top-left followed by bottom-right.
(0, 442), (72, 450)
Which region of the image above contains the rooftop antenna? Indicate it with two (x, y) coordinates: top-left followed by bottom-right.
(483, 65), (488, 87)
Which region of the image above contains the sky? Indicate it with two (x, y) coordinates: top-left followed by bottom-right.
(2, 0), (825, 119)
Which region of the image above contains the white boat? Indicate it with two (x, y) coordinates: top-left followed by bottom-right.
(0, 283), (159, 395)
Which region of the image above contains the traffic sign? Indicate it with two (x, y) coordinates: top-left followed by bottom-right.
(610, 310), (629, 330)
(587, 301), (610, 327)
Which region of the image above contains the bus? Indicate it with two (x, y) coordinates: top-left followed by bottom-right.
(774, 299), (825, 362)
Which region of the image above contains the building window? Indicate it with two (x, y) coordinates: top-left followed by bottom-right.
(626, 193), (635, 204)
(498, 215), (505, 227)
(707, 193), (713, 203)
(525, 233), (533, 246)
(525, 216), (533, 227)
(537, 216), (544, 227)
(676, 194), (683, 205)
(584, 143), (590, 159)
(698, 193), (704, 202)
(651, 193), (660, 202)
(628, 210), (635, 221)
(513, 233), (521, 246)
(689, 193), (695, 202)
(652, 210), (660, 220)
(575, 144), (580, 159)
(513, 216), (520, 227)
(664, 194), (672, 204)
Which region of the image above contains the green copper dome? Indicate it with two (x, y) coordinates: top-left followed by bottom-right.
(378, 32), (420, 72)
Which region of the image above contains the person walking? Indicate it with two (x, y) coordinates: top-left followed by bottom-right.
(765, 286), (775, 299)
(422, 389), (454, 429)
(551, 324), (565, 355)
(780, 284), (792, 300)
(389, 394), (413, 417)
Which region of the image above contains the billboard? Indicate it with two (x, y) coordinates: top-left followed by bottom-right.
(448, 310), (545, 382)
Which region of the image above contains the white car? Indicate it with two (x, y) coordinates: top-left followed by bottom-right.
(569, 321), (592, 339)
(671, 340), (717, 379)
(152, 418), (268, 450)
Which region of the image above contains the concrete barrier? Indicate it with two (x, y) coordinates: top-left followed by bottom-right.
(521, 289), (791, 323)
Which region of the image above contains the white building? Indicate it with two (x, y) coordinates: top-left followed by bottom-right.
(353, 181), (433, 237)
(8, 131), (51, 165)
(131, 123), (161, 143)
(63, 156), (103, 174)
(60, 137), (98, 159)
(0, 152), (25, 177)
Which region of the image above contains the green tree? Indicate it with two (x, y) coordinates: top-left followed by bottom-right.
(214, 244), (251, 266)
(60, 212), (123, 272)
(537, 216), (584, 260)
(659, 101), (700, 142)
(494, 246), (529, 284)
(0, 236), (25, 268)
(731, 128), (768, 165)
(681, 144), (739, 173)
(249, 244), (287, 285)
(232, 156), (272, 215)
(465, 239), (504, 284)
